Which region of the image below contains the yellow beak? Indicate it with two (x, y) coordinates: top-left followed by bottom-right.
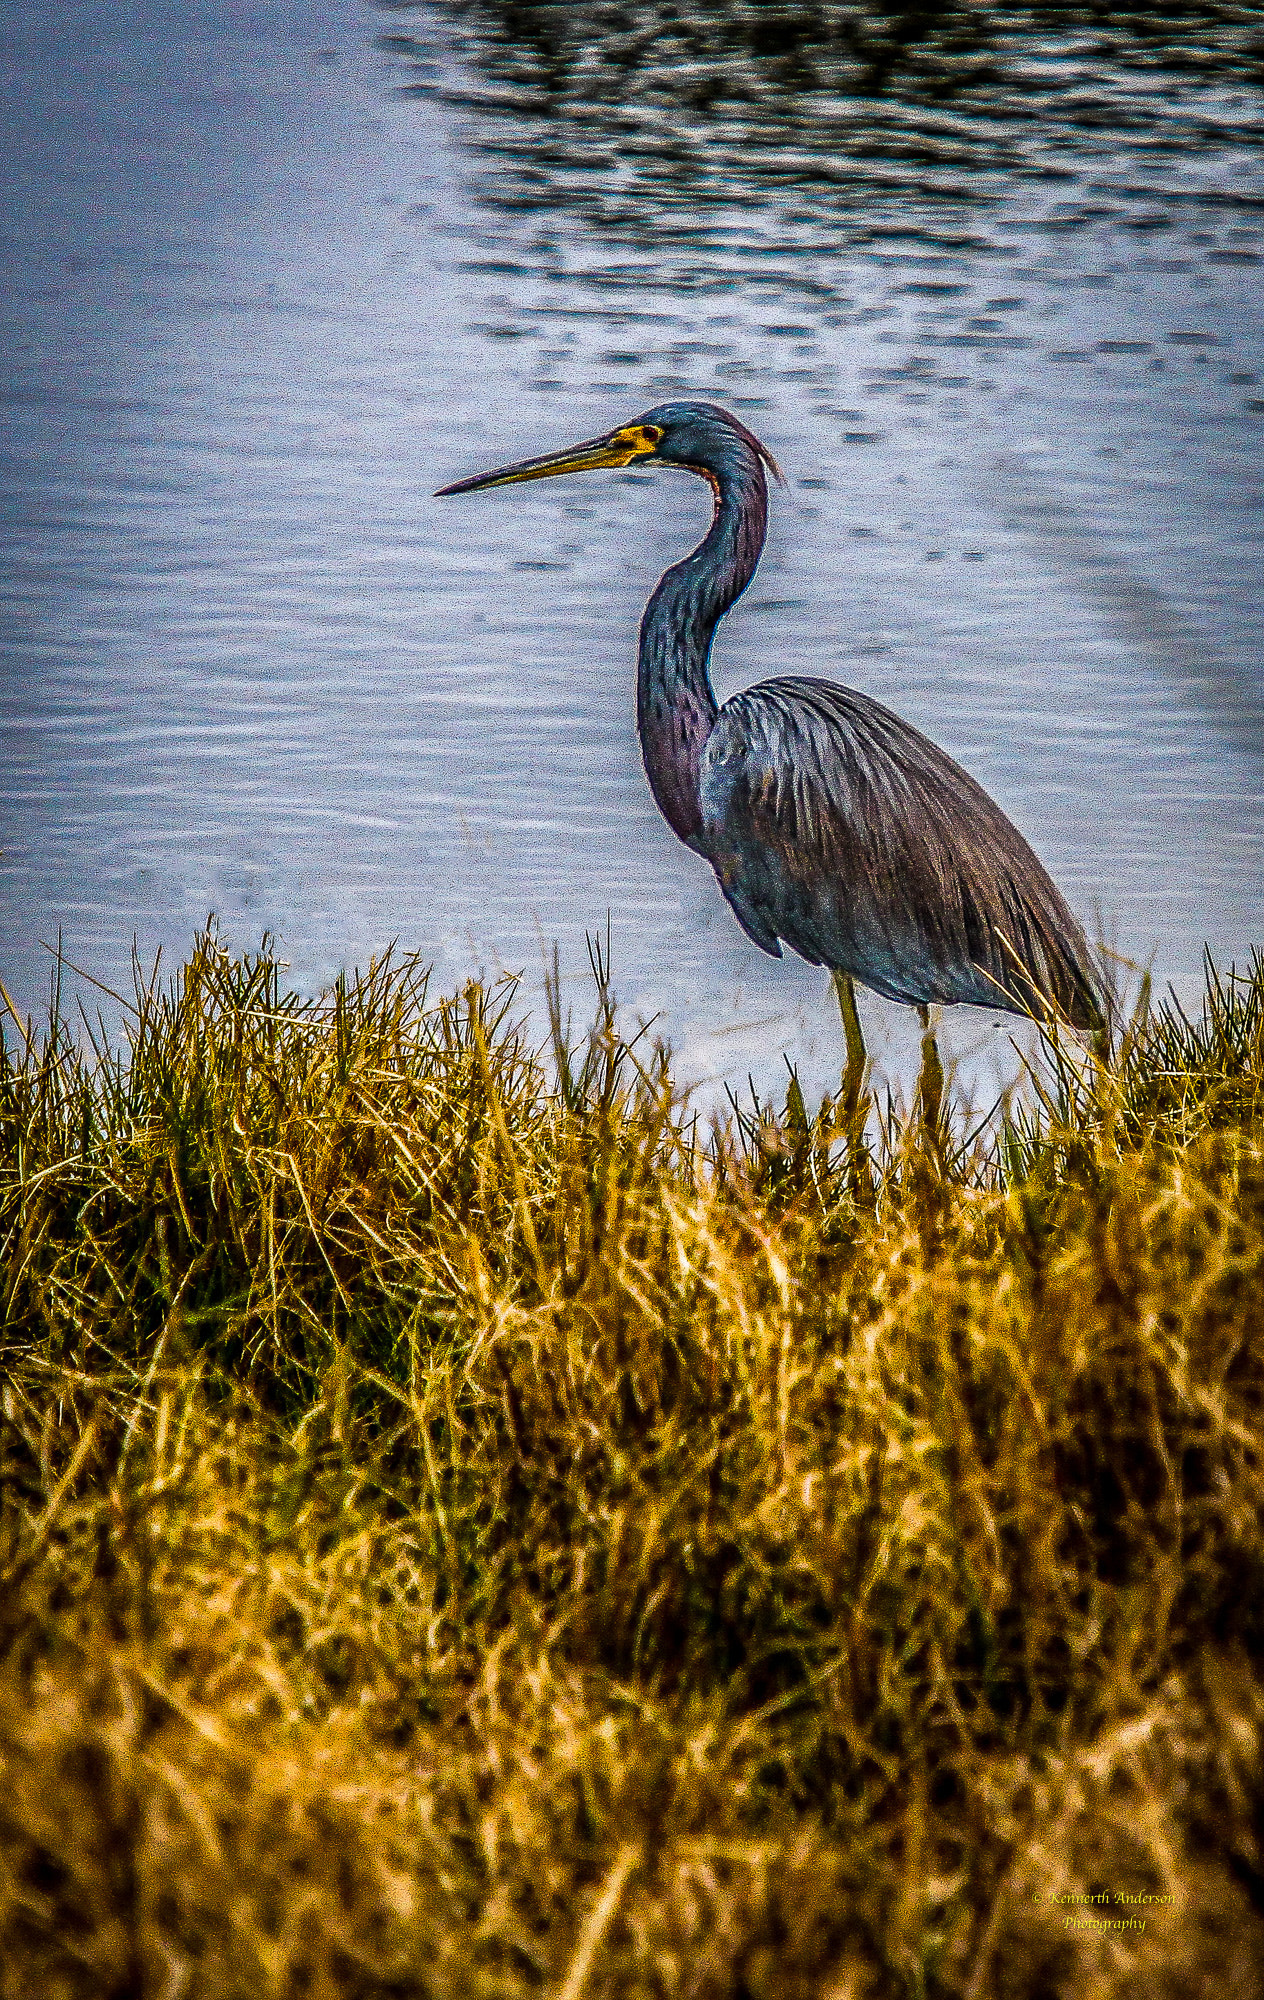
(435, 422), (661, 496)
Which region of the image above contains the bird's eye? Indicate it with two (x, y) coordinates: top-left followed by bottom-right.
(619, 424), (663, 454)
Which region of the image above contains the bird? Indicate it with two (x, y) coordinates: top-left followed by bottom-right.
(437, 400), (1104, 1123)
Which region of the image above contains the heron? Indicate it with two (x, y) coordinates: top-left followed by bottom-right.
(437, 401), (1104, 1126)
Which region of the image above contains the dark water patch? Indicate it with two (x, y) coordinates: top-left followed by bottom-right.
(381, 2), (1264, 241)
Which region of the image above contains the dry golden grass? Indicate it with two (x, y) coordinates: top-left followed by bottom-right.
(2, 931), (1263, 1998)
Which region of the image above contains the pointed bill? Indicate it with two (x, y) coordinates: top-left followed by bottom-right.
(435, 421), (663, 496)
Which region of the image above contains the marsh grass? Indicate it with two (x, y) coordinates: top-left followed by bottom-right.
(2, 930), (1263, 1998)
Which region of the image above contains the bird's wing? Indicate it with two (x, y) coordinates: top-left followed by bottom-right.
(698, 677), (1101, 1023)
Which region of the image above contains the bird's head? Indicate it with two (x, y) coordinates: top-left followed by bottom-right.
(435, 400), (783, 498)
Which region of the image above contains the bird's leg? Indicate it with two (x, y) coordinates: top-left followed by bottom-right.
(833, 973), (867, 1119)
(832, 973), (873, 1191)
(915, 1002), (946, 1151)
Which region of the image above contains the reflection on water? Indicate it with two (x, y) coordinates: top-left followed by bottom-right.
(402, 2), (1264, 218)
(2, 0), (1263, 1105)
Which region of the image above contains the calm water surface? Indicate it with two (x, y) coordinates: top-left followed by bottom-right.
(3, 2), (1263, 1103)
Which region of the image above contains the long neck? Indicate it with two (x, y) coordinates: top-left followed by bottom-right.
(636, 450), (768, 845)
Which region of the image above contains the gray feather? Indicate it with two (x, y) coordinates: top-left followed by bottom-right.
(700, 678), (1100, 1026)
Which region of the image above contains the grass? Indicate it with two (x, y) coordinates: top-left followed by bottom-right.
(2, 929), (1263, 1998)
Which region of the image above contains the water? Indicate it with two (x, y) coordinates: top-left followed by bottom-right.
(3, 2), (1263, 1107)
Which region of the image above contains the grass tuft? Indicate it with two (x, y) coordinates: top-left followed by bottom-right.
(2, 929), (1263, 1996)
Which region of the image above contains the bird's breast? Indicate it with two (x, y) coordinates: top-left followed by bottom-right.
(637, 688), (716, 847)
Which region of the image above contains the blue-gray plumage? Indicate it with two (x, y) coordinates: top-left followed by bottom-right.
(438, 400), (1104, 1037)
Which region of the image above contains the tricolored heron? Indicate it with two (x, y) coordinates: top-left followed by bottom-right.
(438, 401), (1103, 1117)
